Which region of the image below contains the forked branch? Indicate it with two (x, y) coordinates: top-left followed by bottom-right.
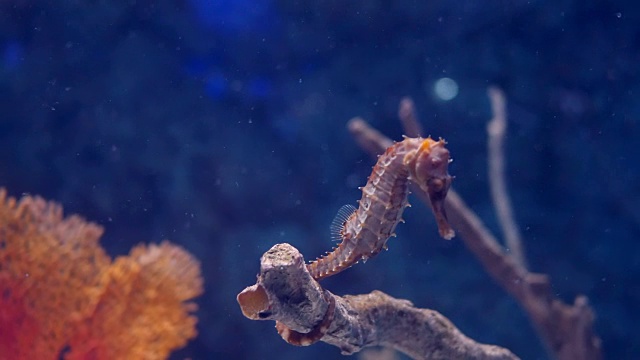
(237, 88), (601, 360)
(347, 89), (601, 360)
(238, 243), (518, 360)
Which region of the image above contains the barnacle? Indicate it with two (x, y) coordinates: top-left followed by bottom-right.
(0, 189), (203, 360)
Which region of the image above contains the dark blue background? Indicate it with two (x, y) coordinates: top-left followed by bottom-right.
(1, 1), (637, 359)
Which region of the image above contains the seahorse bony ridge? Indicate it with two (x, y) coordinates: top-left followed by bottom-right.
(307, 137), (454, 281)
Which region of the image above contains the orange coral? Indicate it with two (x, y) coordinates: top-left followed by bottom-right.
(0, 189), (203, 360)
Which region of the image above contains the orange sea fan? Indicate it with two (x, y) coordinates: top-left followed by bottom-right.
(0, 189), (203, 360)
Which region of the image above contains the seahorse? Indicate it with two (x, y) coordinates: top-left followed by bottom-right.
(308, 136), (455, 281)
(275, 136), (455, 347)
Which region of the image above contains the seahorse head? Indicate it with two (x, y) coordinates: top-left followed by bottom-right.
(406, 137), (455, 240)
(414, 138), (452, 195)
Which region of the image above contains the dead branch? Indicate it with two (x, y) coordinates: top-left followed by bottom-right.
(238, 243), (519, 360)
(486, 87), (527, 268)
(398, 97), (423, 138)
(346, 90), (602, 360)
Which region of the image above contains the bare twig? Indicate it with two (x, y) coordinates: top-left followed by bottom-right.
(238, 243), (519, 360)
(398, 97), (423, 138)
(347, 96), (602, 360)
(358, 347), (400, 360)
(486, 87), (527, 268)
(348, 117), (393, 153)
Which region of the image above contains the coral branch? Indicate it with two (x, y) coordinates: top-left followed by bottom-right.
(0, 189), (203, 360)
(347, 94), (602, 360)
(238, 243), (518, 360)
(398, 97), (423, 138)
(486, 87), (527, 268)
(445, 187), (601, 360)
(239, 90), (601, 359)
(348, 117), (394, 155)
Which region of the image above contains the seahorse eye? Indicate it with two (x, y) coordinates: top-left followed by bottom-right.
(429, 178), (444, 192)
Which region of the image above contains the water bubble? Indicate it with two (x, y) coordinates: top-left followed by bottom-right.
(433, 77), (459, 101)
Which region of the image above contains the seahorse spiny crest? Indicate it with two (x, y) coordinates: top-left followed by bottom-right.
(307, 136), (454, 281)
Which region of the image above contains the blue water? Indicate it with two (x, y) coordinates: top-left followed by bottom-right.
(0, 1), (637, 359)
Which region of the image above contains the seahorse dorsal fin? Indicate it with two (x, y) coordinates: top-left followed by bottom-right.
(330, 204), (357, 242)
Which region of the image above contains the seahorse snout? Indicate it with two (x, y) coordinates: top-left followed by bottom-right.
(412, 138), (455, 240)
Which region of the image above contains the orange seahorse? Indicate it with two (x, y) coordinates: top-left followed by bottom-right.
(275, 136), (454, 347)
(308, 136), (455, 281)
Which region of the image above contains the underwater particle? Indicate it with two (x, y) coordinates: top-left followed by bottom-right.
(433, 77), (459, 101)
